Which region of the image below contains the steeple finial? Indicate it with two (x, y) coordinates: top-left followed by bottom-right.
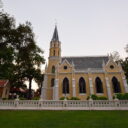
(51, 25), (59, 41)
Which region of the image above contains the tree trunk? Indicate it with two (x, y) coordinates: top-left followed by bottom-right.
(40, 81), (43, 95)
(28, 78), (32, 100)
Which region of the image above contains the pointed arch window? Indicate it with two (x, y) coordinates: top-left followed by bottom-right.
(53, 50), (55, 56)
(95, 77), (103, 93)
(51, 78), (55, 87)
(63, 78), (69, 94)
(112, 77), (121, 93)
(79, 77), (86, 93)
(51, 66), (55, 73)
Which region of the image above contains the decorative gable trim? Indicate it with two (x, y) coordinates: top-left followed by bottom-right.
(60, 59), (73, 67)
(105, 56), (118, 67)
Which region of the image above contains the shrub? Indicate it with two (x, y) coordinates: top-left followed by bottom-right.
(59, 97), (69, 100)
(2, 98), (7, 100)
(91, 95), (98, 100)
(91, 95), (107, 100)
(86, 96), (90, 100)
(97, 96), (108, 100)
(116, 93), (124, 100)
(19, 97), (27, 100)
(70, 97), (80, 100)
(123, 93), (128, 100)
(32, 97), (40, 100)
(116, 93), (128, 100)
(113, 95), (115, 99)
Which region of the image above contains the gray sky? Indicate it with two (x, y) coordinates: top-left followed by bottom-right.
(3, 0), (128, 89)
(3, 0), (128, 60)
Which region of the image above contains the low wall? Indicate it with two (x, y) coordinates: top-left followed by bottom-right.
(0, 100), (128, 110)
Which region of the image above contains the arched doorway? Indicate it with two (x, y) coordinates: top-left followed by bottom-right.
(63, 78), (69, 94)
(112, 77), (121, 93)
(79, 77), (86, 93)
(95, 77), (103, 93)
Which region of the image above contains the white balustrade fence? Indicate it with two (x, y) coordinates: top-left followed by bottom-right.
(0, 100), (128, 110)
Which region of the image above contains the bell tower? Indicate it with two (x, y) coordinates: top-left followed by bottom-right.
(47, 25), (61, 73)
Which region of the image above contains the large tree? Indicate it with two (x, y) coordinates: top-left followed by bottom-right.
(125, 44), (128, 53)
(121, 44), (128, 83)
(17, 23), (44, 99)
(0, 11), (45, 99)
(111, 51), (121, 62)
(34, 70), (44, 95)
(0, 11), (15, 80)
(120, 57), (128, 83)
(116, 44), (128, 83)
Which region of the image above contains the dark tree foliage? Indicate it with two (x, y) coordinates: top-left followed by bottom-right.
(112, 45), (128, 84)
(119, 57), (128, 83)
(0, 11), (15, 80)
(13, 22), (45, 99)
(0, 11), (45, 99)
(34, 71), (44, 95)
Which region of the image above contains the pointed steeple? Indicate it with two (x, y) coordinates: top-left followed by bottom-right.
(51, 25), (59, 41)
(49, 25), (61, 57)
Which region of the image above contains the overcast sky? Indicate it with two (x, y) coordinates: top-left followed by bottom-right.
(2, 0), (128, 89)
(3, 0), (128, 59)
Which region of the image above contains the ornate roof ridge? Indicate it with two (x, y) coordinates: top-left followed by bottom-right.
(62, 55), (108, 58)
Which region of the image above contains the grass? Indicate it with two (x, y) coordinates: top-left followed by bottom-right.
(0, 110), (128, 128)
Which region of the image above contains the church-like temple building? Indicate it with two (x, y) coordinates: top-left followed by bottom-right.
(41, 26), (128, 100)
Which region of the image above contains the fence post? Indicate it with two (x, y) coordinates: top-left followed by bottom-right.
(114, 98), (120, 109)
(15, 100), (19, 108)
(63, 99), (68, 109)
(89, 97), (93, 110)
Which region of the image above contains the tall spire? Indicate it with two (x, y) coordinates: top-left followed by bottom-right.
(51, 25), (59, 41)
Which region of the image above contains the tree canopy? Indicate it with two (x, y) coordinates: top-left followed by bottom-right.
(0, 11), (45, 99)
(112, 45), (128, 83)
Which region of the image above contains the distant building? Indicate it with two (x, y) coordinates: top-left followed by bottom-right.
(0, 80), (10, 99)
(41, 26), (128, 100)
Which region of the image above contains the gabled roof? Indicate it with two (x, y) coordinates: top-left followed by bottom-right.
(51, 25), (59, 42)
(0, 80), (9, 87)
(62, 56), (109, 70)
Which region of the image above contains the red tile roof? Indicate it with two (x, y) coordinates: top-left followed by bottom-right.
(0, 80), (9, 87)
(10, 87), (27, 93)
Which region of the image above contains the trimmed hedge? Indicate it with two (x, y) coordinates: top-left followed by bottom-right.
(59, 97), (69, 100)
(91, 95), (108, 100)
(116, 93), (128, 100)
(70, 97), (80, 100)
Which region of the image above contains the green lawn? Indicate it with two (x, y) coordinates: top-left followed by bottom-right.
(0, 110), (128, 128)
